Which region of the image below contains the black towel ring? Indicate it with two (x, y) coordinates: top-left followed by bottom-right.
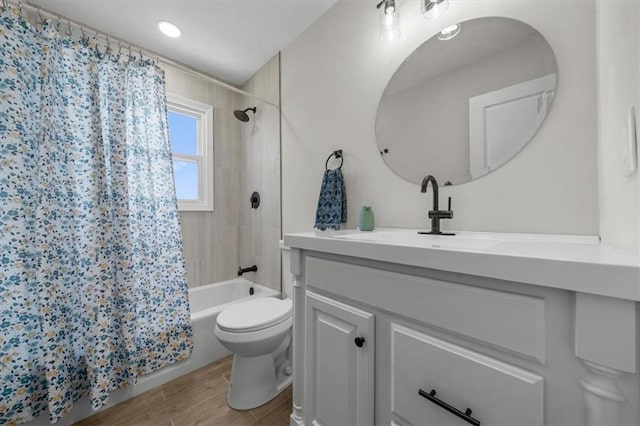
(325, 150), (343, 170)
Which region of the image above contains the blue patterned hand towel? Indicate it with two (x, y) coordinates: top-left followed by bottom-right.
(314, 168), (347, 231)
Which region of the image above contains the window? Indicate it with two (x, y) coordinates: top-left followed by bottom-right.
(167, 94), (214, 211)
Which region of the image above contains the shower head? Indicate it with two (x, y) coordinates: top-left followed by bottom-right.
(234, 107), (257, 122)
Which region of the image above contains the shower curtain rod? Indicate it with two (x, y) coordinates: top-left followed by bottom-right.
(10, 1), (279, 108)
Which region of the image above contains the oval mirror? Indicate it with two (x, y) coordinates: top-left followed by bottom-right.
(376, 17), (557, 185)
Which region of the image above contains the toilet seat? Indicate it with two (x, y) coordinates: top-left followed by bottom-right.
(217, 297), (292, 333)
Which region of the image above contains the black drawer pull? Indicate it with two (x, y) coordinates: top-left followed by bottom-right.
(354, 336), (365, 347)
(418, 389), (481, 426)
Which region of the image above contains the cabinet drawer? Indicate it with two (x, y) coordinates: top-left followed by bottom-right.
(391, 324), (543, 426)
(306, 256), (546, 362)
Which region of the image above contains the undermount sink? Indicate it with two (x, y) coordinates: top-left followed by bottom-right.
(333, 230), (503, 251)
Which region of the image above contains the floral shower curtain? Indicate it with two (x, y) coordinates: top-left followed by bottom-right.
(0, 9), (193, 425)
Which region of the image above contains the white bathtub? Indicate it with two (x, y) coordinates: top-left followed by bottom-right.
(30, 278), (280, 426)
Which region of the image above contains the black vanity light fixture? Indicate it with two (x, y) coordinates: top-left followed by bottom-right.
(376, 0), (400, 44)
(423, 0), (449, 20)
(376, 0), (451, 45)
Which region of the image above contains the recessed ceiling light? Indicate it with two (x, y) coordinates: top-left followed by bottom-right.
(157, 20), (182, 38)
(438, 23), (461, 41)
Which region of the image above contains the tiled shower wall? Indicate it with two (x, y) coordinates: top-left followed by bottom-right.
(162, 63), (244, 287)
(239, 54), (282, 291)
(162, 57), (282, 291)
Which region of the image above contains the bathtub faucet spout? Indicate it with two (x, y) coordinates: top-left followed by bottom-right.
(238, 265), (258, 276)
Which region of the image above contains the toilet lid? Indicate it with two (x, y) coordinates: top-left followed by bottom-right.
(217, 297), (293, 333)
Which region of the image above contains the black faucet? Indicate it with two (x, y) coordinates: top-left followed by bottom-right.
(418, 175), (455, 236)
(238, 265), (258, 276)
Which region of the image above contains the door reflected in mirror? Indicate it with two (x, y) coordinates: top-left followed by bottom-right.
(376, 17), (557, 185)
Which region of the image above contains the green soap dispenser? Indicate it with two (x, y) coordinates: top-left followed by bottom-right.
(358, 206), (375, 231)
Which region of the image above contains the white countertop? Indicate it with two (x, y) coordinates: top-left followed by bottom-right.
(283, 228), (640, 301)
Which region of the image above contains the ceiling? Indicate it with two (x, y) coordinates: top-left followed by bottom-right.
(28, 0), (337, 85)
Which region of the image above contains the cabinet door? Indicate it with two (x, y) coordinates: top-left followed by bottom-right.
(305, 291), (375, 426)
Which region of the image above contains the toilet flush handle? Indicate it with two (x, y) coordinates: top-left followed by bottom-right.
(354, 336), (365, 348)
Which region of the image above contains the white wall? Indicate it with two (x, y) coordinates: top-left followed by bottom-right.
(282, 0), (598, 235)
(596, 1), (640, 256)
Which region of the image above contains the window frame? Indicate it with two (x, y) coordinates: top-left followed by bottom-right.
(167, 93), (214, 212)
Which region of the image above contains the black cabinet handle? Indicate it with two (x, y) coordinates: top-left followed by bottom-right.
(418, 389), (480, 426)
(354, 337), (365, 348)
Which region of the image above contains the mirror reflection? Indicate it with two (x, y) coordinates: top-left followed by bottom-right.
(376, 17), (558, 185)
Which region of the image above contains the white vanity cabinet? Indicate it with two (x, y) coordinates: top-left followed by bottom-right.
(285, 230), (640, 426)
(304, 291), (375, 426)
(301, 257), (545, 426)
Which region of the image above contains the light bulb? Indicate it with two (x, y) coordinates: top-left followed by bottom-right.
(423, 0), (449, 20)
(383, 14), (395, 29)
(381, 29), (400, 44)
(379, 0), (400, 44)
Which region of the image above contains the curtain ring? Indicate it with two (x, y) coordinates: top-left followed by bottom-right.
(118, 40), (122, 56)
(2, 0), (8, 13)
(18, 2), (23, 16)
(139, 49), (143, 61)
(92, 30), (99, 53)
(155, 56), (160, 66)
(81, 25), (86, 40)
(37, 8), (44, 24)
(55, 17), (61, 30)
(106, 35), (110, 48)
(67, 21), (72, 37)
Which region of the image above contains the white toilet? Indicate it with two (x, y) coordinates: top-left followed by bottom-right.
(214, 244), (294, 410)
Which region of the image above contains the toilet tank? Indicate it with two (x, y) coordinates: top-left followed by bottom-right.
(280, 241), (293, 299)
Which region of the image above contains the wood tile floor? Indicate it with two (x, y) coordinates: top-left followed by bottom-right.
(73, 356), (292, 426)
